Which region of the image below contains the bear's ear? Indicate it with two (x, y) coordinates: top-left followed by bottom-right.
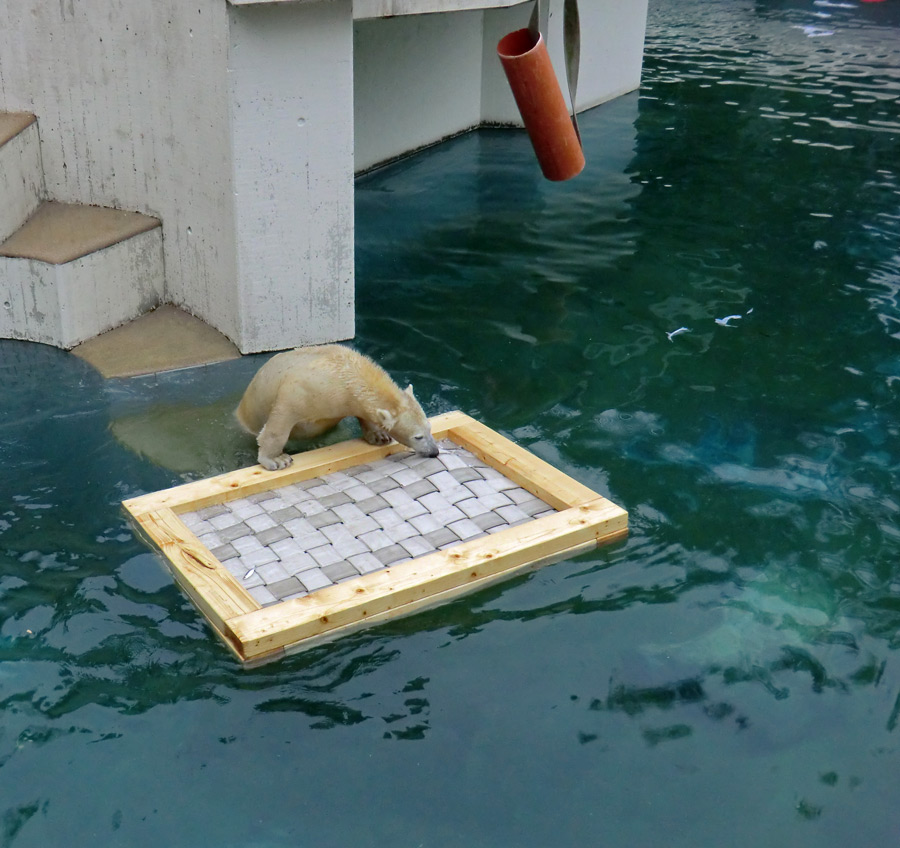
(404, 384), (415, 398)
(373, 408), (396, 431)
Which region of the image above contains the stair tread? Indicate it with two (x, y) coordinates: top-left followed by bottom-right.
(0, 112), (36, 147)
(70, 305), (241, 378)
(0, 201), (160, 264)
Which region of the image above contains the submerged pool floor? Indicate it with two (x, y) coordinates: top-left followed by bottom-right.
(2, 0), (900, 845)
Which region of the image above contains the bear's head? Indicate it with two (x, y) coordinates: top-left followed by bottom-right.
(373, 385), (439, 457)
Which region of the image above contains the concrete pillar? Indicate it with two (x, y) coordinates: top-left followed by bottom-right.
(227, 0), (355, 352)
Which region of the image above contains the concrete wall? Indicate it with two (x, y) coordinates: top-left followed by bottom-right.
(354, 11), (487, 172)
(0, 0), (357, 353)
(1, 0), (648, 353)
(355, 0), (650, 171)
(0, 0), (241, 342)
(481, 0), (650, 122)
(0, 118), (44, 244)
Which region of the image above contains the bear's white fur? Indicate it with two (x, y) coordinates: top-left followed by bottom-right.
(236, 344), (439, 471)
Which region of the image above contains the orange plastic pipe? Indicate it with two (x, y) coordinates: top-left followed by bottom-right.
(497, 28), (585, 182)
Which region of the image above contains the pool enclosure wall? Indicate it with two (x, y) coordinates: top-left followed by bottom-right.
(0, 0), (648, 354)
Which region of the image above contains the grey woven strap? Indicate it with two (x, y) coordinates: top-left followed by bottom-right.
(529, 0), (582, 143)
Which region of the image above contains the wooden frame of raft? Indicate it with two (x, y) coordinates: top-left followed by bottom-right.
(123, 411), (628, 666)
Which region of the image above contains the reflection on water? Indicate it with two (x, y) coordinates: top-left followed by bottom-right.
(2, 0), (900, 844)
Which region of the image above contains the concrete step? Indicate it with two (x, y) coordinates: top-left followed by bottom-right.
(0, 201), (165, 349)
(1, 200), (161, 264)
(70, 304), (241, 379)
(0, 111), (43, 243)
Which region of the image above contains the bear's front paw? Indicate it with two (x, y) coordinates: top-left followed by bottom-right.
(260, 452), (293, 471)
(363, 427), (392, 446)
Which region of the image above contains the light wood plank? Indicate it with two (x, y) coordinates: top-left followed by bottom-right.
(0, 112), (36, 147)
(123, 439), (409, 517)
(135, 508), (259, 643)
(446, 416), (602, 510)
(228, 498), (627, 659)
(428, 409), (478, 436)
(123, 410), (474, 518)
(0, 201), (160, 264)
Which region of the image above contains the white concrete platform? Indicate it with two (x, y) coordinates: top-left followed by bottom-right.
(0, 201), (164, 349)
(1, 112), (168, 351)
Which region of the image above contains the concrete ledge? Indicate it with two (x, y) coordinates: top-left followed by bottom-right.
(1, 1), (647, 354)
(71, 304), (241, 378)
(0, 201), (160, 265)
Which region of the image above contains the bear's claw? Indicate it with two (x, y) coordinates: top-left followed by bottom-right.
(260, 453), (293, 471)
(364, 428), (392, 446)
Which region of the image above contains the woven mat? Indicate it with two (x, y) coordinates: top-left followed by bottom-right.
(180, 440), (555, 607)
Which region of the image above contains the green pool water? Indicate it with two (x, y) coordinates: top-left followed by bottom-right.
(2, 0), (899, 844)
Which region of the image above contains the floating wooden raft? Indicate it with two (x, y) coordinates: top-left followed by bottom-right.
(123, 411), (627, 666)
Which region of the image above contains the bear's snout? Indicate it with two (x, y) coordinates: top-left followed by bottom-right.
(410, 433), (439, 458)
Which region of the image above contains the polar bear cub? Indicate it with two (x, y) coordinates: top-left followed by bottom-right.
(236, 344), (439, 471)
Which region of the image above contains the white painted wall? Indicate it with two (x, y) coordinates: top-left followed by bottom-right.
(0, 0), (356, 353)
(234, 0), (527, 12)
(354, 11), (487, 173)
(355, 0), (649, 171)
(576, 0), (650, 108)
